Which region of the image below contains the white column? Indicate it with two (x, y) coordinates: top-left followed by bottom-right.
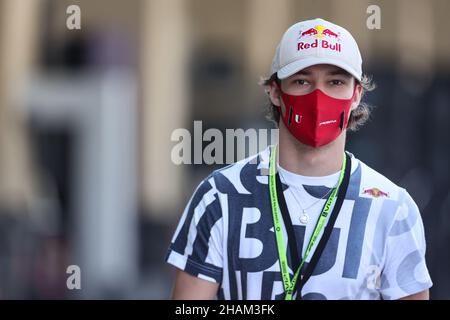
(23, 69), (139, 298)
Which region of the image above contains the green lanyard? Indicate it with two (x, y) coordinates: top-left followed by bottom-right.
(268, 144), (347, 300)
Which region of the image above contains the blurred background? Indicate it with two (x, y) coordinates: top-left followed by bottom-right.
(0, 0), (449, 299)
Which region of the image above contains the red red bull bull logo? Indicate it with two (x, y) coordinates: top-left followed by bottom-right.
(297, 25), (342, 53)
(362, 187), (390, 198)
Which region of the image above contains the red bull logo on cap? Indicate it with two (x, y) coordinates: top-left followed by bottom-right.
(297, 25), (342, 53)
(362, 187), (390, 198)
(297, 39), (341, 52)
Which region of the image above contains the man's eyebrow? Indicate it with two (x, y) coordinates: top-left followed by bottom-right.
(293, 70), (311, 76)
(327, 69), (352, 77)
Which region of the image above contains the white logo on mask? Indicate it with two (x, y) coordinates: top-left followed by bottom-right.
(319, 120), (337, 126)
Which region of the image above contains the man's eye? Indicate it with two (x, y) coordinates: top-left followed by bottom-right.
(295, 79), (308, 85)
(330, 79), (344, 85)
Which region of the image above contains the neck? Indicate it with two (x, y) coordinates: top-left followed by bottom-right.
(278, 121), (346, 177)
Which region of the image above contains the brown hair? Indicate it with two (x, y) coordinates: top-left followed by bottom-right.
(260, 72), (376, 131)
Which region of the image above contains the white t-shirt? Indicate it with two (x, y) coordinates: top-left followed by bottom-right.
(166, 146), (433, 300)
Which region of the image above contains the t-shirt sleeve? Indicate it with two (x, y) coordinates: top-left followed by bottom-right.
(165, 177), (223, 284)
(379, 188), (433, 300)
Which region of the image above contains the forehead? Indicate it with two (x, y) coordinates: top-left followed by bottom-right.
(292, 64), (351, 77)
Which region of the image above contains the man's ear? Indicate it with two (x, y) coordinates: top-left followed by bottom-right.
(351, 83), (363, 111)
(268, 81), (282, 107)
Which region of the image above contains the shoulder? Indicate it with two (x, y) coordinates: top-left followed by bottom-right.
(354, 156), (422, 232)
(356, 156), (407, 202)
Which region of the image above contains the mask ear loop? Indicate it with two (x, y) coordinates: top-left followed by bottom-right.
(340, 84), (358, 130)
(288, 106), (293, 126)
(339, 112), (345, 130)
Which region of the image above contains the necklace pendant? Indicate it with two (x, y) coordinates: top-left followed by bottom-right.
(300, 212), (309, 224)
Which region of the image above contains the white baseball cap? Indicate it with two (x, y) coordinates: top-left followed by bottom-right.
(271, 18), (363, 81)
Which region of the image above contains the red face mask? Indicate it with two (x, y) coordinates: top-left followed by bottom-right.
(279, 88), (356, 148)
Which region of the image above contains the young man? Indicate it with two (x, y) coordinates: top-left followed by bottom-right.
(165, 18), (433, 300)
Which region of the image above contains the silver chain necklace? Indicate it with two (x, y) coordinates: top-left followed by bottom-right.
(278, 168), (335, 225)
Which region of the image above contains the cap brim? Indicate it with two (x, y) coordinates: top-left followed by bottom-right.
(277, 57), (361, 82)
